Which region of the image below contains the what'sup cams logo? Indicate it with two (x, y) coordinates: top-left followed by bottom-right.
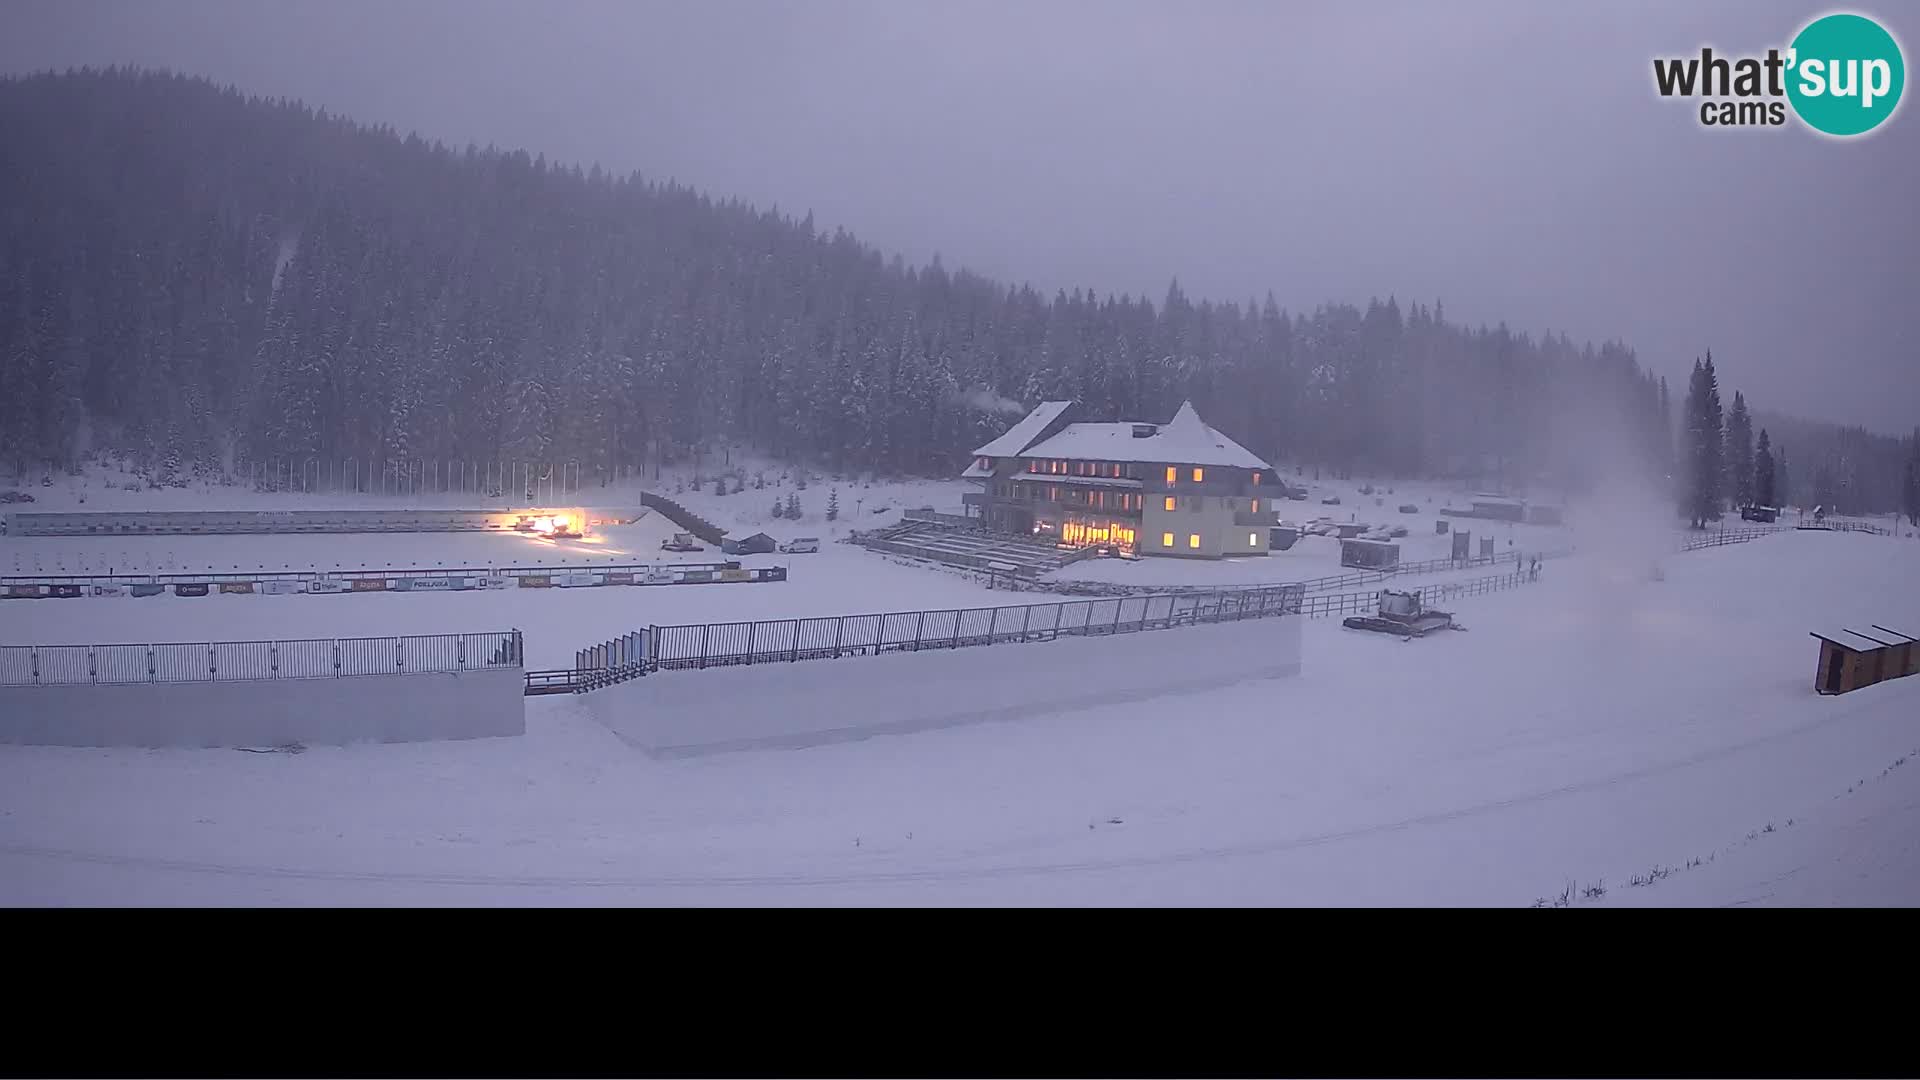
(1653, 11), (1905, 136)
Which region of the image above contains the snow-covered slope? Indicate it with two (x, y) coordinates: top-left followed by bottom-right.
(2, 529), (1915, 905)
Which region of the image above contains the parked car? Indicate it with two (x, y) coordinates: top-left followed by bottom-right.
(661, 532), (702, 552)
(0, 491), (34, 503)
(1321, 495), (1342, 505)
(780, 537), (820, 554)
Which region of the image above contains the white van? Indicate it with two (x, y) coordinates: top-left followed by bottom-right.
(780, 537), (820, 554)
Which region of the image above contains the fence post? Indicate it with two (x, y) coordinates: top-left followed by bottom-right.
(270, 642), (279, 678)
(147, 645), (155, 682)
(333, 640), (341, 677)
(988, 606), (1000, 643)
(832, 617), (843, 659)
(395, 638), (405, 670)
(745, 621), (757, 665)
(700, 624), (711, 670)
(1111, 601), (1123, 633)
(1021, 604), (1034, 641)
(912, 612), (926, 651)
(208, 643), (216, 677)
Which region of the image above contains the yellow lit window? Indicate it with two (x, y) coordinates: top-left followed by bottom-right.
(1188, 534), (1201, 549)
(1192, 467), (1205, 482)
(1249, 532), (1260, 547)
(1251, 498), (1260, 513)
(1163, 496), (1176, 511)
(1161, 532), (1175, 547)
(1165, 466), (1177, 484)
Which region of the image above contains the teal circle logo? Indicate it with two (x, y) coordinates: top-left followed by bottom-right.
(1786, 13), (1905, 136)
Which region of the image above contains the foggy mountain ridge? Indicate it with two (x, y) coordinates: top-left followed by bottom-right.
(0, 68), (1909, 510)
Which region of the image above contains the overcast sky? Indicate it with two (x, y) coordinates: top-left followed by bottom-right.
(5, 0), (1915, 432)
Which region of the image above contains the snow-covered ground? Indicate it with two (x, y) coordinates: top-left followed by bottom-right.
(3, 527), (1915, 905)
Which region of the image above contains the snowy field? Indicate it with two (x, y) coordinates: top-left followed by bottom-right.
(3, 527), (1916, 905)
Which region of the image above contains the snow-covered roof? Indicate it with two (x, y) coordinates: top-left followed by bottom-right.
(970, 401), (1074, 458)
(1470, 494), (1524, 506)
(960, 461), (994, 479)
(1020, 401), (1271, 470)
(1810, 628), (1898, 651)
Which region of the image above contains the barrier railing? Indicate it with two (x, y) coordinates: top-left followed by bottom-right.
(635, 583), (1304, 674)
(1, 630), (523, 687)
(0, 561), (786, 597)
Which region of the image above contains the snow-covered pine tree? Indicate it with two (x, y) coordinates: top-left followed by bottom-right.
(1904, 429), (1919, 526)
(785, 492), (800, 518)
(1725, 391), (1753, 510)
(826, 488), (839, 521)
(1754, 428), (1775, 508)
(770, 497), (783, 519)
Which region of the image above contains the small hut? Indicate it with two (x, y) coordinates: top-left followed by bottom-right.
(1340, 537), (1400, 570)
(1810, 627), (1909, 695)
(720, 532), (777, 556)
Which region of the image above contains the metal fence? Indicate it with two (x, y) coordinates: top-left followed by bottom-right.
(643, 583), (1305, 672)
(1, 630), (523, 687)
(1298, 566), (1540, 619)
(981, 546), (1573, 598)
(1680, 526), (1780, 552)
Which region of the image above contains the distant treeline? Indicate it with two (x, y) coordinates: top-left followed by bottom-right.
(0, 68), (1910, 512)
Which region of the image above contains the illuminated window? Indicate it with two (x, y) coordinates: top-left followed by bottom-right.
(1249, 532), (1260, 547)
(1188, 533), (1201, 549)
(1165, 466), (1177, 484)
(1251, 498), (1260, 513)
(1162, 531), (1175, 547)
(1027, 460), (1038, 473)
(1253, 471), (1262, 484)
(1192, 467), (1205, 482)
(1163, 496), (1176, 511)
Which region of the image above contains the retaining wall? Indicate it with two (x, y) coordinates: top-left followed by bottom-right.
(0, 667), (524, 748)
(588, 616), (1301, 757)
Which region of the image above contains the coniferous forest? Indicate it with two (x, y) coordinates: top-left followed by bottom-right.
(2, 69), (1912, 511)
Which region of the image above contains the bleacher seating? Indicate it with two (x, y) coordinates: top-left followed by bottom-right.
(855, 519), (1087, 576)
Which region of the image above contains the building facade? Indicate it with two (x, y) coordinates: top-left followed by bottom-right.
(960, 400), (1277, 559)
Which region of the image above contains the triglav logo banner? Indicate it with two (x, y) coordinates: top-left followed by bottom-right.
(1653, 11), (1905, 136)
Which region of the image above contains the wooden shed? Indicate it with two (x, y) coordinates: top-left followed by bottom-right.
(1810, 627), (1912, 695)
(1870, 624), (1919, 679)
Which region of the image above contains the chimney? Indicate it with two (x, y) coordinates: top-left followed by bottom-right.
(1131, 424), (1157, 438)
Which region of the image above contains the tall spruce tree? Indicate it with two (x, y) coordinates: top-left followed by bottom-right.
(1683, 355), (1724, 527)
(1903, 428), (1919, 526)
(1754, 428), (1775, 508)
(1725, 390), (1753, 509)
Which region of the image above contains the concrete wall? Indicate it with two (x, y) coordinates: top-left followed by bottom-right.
(589, 615), (1302, 757)
(0, 668), (524, 748)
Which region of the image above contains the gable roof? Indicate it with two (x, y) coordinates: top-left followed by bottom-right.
(1021, 401), (1272, 469)
(970, 400), (1076, 458)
